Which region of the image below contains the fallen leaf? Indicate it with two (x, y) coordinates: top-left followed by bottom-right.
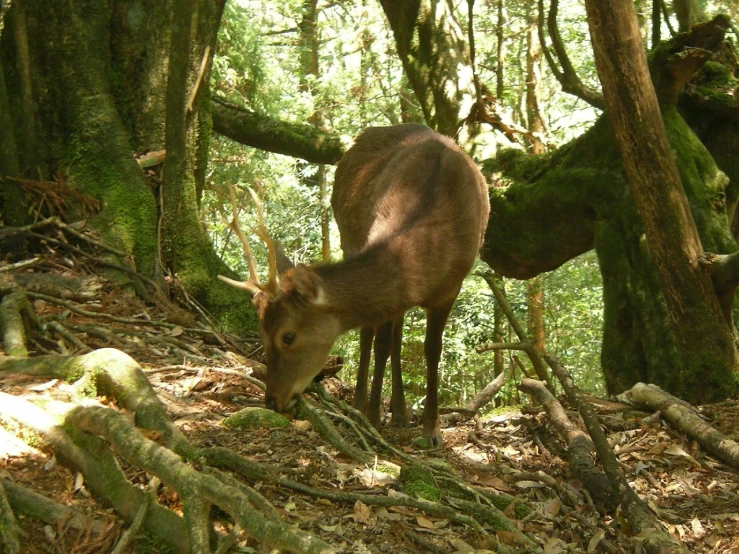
(416, 515), (435, 529)
(352, 501), (372, 525)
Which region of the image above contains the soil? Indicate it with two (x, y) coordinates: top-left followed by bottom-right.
(1, 224), (738, 554)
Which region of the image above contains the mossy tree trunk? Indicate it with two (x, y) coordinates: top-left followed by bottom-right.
(1, 0), (257, 334)
(374, 2), (739, 402)
(584, 2), (738, 401)
(378, 0), (476, 137)
(481, 17), (739, 403)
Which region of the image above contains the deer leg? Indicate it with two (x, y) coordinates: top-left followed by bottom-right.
(423, 301), (454, 447)
(353, 326), (375, 413)
(367, 320), (392, 429)
(389, 314), (409, 427)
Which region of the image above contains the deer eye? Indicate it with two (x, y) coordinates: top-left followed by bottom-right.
(282, 332), (296, 346)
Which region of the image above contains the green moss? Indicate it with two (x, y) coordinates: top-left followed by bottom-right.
(134, 533), (179, 554)
(397, 463), (440, 502)
(222, 407), (291, 430)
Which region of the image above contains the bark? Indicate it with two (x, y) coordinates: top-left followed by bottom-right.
(298, 0), (330, 260)
(620, 382), (739, 469)
(480, 16), (739, 402)
(378, 0), (475, 136)
(211, 97), (345, 164)
(0, 1), (261, 335)
(583, 1), (739, 402)
(495, 0), (505, 100)
(1, 0), (159, 278)
(0, 53), (27, 225)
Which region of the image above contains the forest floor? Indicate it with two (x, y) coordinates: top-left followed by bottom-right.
(1, 221), (739, 554)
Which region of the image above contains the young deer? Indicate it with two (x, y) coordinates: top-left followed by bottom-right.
(219, 123), (489, 445)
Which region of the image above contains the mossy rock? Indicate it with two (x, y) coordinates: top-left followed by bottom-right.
(397, 462), (440, 502)
(222, 407), (291, 430)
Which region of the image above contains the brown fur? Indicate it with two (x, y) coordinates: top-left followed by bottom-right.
(258, 124), (490, 444)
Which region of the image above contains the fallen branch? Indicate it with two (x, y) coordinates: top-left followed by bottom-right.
(544, 354), (689, 554)
(519, 378), (618, 511)
(619, 382), (739, 470)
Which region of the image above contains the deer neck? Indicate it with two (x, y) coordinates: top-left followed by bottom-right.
(314, 241), (411, 330)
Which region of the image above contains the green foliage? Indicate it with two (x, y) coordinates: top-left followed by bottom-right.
(203, 0), (691, 408)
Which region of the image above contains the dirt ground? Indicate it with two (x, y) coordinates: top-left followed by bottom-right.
(1, 225), (739, 554)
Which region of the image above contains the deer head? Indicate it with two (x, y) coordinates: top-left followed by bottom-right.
(218, 184), (341, 412)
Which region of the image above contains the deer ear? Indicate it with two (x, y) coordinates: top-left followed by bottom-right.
(281, 264), (326, 305)
(275, 241), (295, 275)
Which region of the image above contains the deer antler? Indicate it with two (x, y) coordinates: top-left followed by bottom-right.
(217, 183), (279, 296)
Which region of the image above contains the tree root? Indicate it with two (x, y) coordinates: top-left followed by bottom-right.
(620, 382), (739, 469)
(545, 354), (690, 554)
(0, 476), (22, 554)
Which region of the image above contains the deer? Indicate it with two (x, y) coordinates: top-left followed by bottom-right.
(219, 123), (490, 446)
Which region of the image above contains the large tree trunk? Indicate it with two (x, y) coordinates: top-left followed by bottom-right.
(480, 15), (739, 402)
(1, 0), (258, 334)
(584, 2), (739, 401)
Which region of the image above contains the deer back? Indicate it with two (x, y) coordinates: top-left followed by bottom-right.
(330, 123), (490, 310)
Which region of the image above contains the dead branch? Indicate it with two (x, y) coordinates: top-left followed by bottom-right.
(619, 382), (739, 469)
(519, 378), (618, 511)
(544, 354), (689, 554)
(477, 271), (552, 386)
(0, 257), (43, 273)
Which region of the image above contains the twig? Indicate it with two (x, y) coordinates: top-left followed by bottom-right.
(111, 477), (160, 554)
(54, 220), (127, 257)
(48, 320), (92, 353)
(187, 45), (211, 112)
(0, 257), (43, 273)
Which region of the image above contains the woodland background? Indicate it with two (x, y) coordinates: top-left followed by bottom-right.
(2, 0), (739, 553)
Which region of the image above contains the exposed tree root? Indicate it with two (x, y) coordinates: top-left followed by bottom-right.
(620, 382), (739, 469)
(1, 478), (109, 535)
(0, 476), (22, 554)
(519, 378), (618, 512)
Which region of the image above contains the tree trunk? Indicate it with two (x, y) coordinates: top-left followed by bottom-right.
(378, 0), (475, 136)
(0, 0), (260, 334)
(583, 0), (739, 402)
(298, 0), (331, 262)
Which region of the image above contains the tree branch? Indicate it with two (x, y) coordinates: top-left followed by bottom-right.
(211, 97), (345, 165)
(538, 0), (605, 109)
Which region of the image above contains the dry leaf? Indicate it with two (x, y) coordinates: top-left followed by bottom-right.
(73, 471), (85, 491)
(416, 515), (435, 529)
(448, 537), (475, 551)
(353, 500), (372, 525)
(587, 530), (605, 553)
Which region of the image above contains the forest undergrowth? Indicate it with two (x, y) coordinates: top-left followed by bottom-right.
(1, 218), (738, 554)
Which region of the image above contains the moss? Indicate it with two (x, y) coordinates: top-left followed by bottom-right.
(222, 407), (291, 430)
(134, 533), (179, 554)
(397, 463), (440, 502)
